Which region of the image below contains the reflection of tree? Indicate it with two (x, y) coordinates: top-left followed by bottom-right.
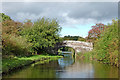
(4, 60), (62, 78)
(3, 54), (75, 78)
(93, 62), (118, 78)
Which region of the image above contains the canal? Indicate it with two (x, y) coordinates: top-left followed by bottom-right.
(3, 52), (119, 78)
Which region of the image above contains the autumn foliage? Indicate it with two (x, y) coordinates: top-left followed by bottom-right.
(84, 19), (119, 67)
(87, 23), (105, 42)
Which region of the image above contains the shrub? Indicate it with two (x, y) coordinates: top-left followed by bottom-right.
(2, 34), (32, 57)
(84, 19), (119, 67)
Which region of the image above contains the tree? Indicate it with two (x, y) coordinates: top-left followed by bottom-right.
(63, 35), (80, 41)
(93, 19), (118, 66)
(2, 20), (23, 35)
(19, 17), (62, 54)
(87, 23), (105, 42)
(1, 14), (32, 57)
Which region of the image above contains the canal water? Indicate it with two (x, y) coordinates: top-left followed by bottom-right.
(3, 52), (119, 78)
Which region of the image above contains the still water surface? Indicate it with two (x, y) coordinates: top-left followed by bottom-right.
(3, 52), (119, 78)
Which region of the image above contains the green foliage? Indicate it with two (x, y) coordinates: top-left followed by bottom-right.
(0, 13), (11, 22)
(95, 19), (118, 66)
(1, 13), (62, 57)
(77, 37), (86, 41)
(63, 35), (86, 41)
(59, 47), (74, 52)
(83, 19), (119, 67)
(2, 34), (32, 57)
(19, 18), (62, 54)
(1, 17), (33, 57)
(2, 58), (32, 73)
(2, 55), (63, 73)
(63, 35), (79, 40)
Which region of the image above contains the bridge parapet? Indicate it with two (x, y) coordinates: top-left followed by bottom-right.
(60, 40), (93, 53)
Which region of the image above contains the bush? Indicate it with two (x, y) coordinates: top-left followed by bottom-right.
(83, 19), (119, 67)
(2, 34), (32, 57)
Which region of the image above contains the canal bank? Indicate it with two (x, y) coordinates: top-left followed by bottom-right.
(2, 52), (119, 78)
(2, 55), (63, 75)
(76, 52), (119, 68)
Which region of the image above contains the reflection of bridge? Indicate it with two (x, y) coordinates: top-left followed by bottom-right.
(56, 40), (93, 54)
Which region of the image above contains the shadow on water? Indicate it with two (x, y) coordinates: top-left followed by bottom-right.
(3, 51), (119, 78)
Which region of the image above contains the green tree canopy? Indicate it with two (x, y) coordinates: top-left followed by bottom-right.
(19, 18), (62, 54)
(93, 19), (118, 66)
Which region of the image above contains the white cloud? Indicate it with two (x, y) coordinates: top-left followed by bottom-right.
(1, 2), (118, 37)
(16, 12), (38, 21)
(90, 11), (101, 17)
(2, 2), (118, 28)
(60, 12), (97, 28)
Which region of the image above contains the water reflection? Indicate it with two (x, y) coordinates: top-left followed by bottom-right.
(57, 61), (94, 78)
(58, 53), (75, 68)
(3, 52), (119, 78)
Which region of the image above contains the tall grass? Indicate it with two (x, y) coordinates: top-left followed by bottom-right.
(2, 34), (32, 57)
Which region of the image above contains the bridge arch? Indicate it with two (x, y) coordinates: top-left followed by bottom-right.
(56, 40), (93, 54)
(57, 45), (77, 54)
(57, 46), (76, 61)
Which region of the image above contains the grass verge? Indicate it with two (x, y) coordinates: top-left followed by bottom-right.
(2, 55), (63, 74)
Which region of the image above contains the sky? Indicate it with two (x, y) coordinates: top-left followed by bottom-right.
(1, 1), (118, 37)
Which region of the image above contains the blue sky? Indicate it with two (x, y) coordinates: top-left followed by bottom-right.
(1, 2), (118, 38)
(61, 20), (112, 38)
(60, 21), (112, 37)
(61, 24), (93, 37)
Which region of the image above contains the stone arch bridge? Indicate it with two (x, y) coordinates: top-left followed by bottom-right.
(50, 40), (93, 54)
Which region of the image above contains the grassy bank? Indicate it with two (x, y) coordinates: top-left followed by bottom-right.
(77, 50), (119, 67)
(2, 55), (63, 74)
